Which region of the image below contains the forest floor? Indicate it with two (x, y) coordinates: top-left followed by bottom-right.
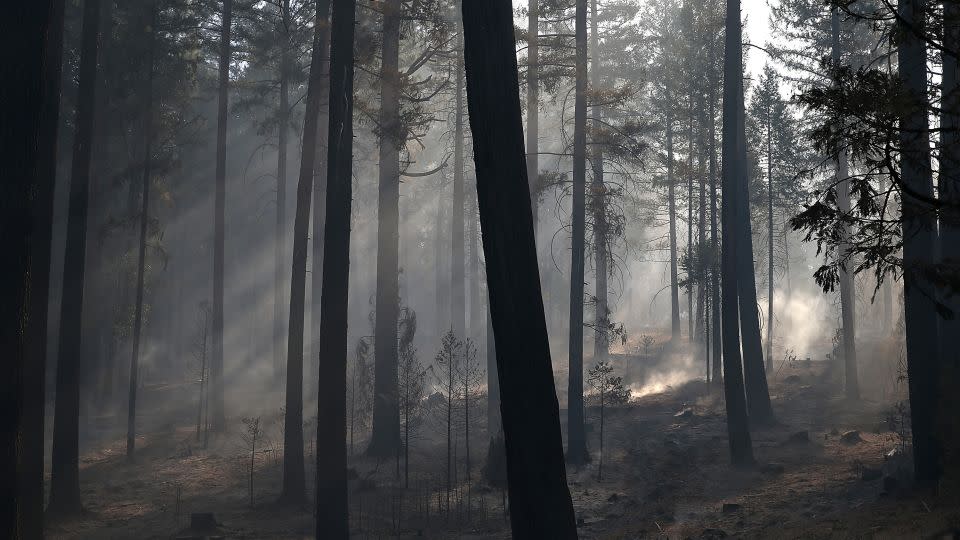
(44, 336), (960, 539)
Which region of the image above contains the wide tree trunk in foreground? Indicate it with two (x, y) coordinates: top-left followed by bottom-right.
(1, 2), (64, 537)
(315, 0), (355, 535)
(567, 0), (590, 467)
(898, 0), (942, 489)
(461, 0), (578, 535)
(720, 0), (754, 465)
(50, 0), (102, 514)
(281, 0), (331, 505)
(369, 0), (401, 459)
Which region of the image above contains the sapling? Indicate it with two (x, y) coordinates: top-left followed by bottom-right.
(588, 360), (629, 481)
(241, 416), (262, 507)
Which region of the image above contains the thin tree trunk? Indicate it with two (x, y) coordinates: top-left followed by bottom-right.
(468, 192), (481, 339)
(766, 101), (774, 372)
(567, 0), (590, 466)
(461, 0), (578, 534)
(311, 0), (331, 408)
(211, 0), (232, 431)
(687, 94), (695, 340)
(452, 28), (467, 339)
(721, 0), (754, 465)
(369, 0), (401, 458)
(274, 0), (292, 387)
(590, 0), (608, 363)
(126, 4), (154, 461)
(281, 0), (331, 504)
(2, 2), (64, 536)
(697, 101), (707, 373)
(898, 0), (942, 488)
(49, 0), (102, 512)
(667, 102), (681, 341)
(315, 0), (354, 534)
(527, 0), (539, 226)
(831, 9), (859, 400)
(709, 47), (722, 385)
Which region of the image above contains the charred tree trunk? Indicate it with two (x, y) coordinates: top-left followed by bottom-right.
(898, 0), (942, 488)
(461, 0), (578, 535)
(832, 8), (859, 400)
(281, 0), (331, 505)
(369, 0), (401, 459)
(709, 46), (722, 385)
(590, 0), (608, 363)
(451, 29), (467, 338)
(211, 0), (232, 432)
(567, 0), (590, 467)
(2, 2), (64, 537)
(125, 3), (155, 462)
(667, 102), (681, 342)
(720, 0), (754, 465)
(765, 102), (774, 372)
(49, 0), (102, 513)
(310, 0), (331, 407)
(527, 0), (539, 227)
(315, 0), (354, 534)
(274, 0), (292, 387)
(734, 84), (773, 425)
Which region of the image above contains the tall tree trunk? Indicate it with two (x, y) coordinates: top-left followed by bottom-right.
(697, 101), (708, 373)
(461, 0), (578, 533)
(590, 0), (608, 363)
(451, 29), (467, 338)
(369, 0), (401, 459)
(832, 8), (859, 400)
(667, 101), (681, 341)
(274, 0), (291, 387)
(281, 0), (331, 504)
(486, 306), (500, 436)
(211, 0), (233, 431)
(766, 102), (774, 372)
(939, 0), (960, 485)
(311, 0), (331, 408)
(567, 0), (590, 466)
(734, 73), (774, 424)
(315, 0), (354, 534)
(125, 3), (155, 461)
(720, 0), (754, 465)
(527, 0), (539, 226)
(709, 46), (722, 385)
(687, 95), (695, 340)
(2, 2), (64, 536)
(49, 0), (102, 513)
(898, 0), (942, 488)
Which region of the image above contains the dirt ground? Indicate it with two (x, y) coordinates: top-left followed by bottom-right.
(44, 343), (960, 539)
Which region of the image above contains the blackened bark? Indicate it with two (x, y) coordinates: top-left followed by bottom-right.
(527, 0), (539, 226)
(310, 0), (331, 406)
(721, 0), (754, 465)
(125, 3), (155, 461)
(49, 0), (102, 513)
(461, 0), (578, 535)
(368, 0), (401, 458)
(898, 0), (942, 488)
(2, 2), (64, 537)
(567, 0), (590, 467)
(315, 0), (354, 535)
(709, 46), (722, 385)
(281, 0), (331, 505)
(211, 0), (232, 431)
(667, 102), (681, 341)
(452, 31), (467, 339)
(590, 0), (608, 363)
(734, 72), (773, 425)
(274, 0), (291, 386)
(832, 8), (859, 400)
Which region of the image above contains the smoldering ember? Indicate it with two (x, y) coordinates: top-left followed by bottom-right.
(3, 0), (960, 538)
